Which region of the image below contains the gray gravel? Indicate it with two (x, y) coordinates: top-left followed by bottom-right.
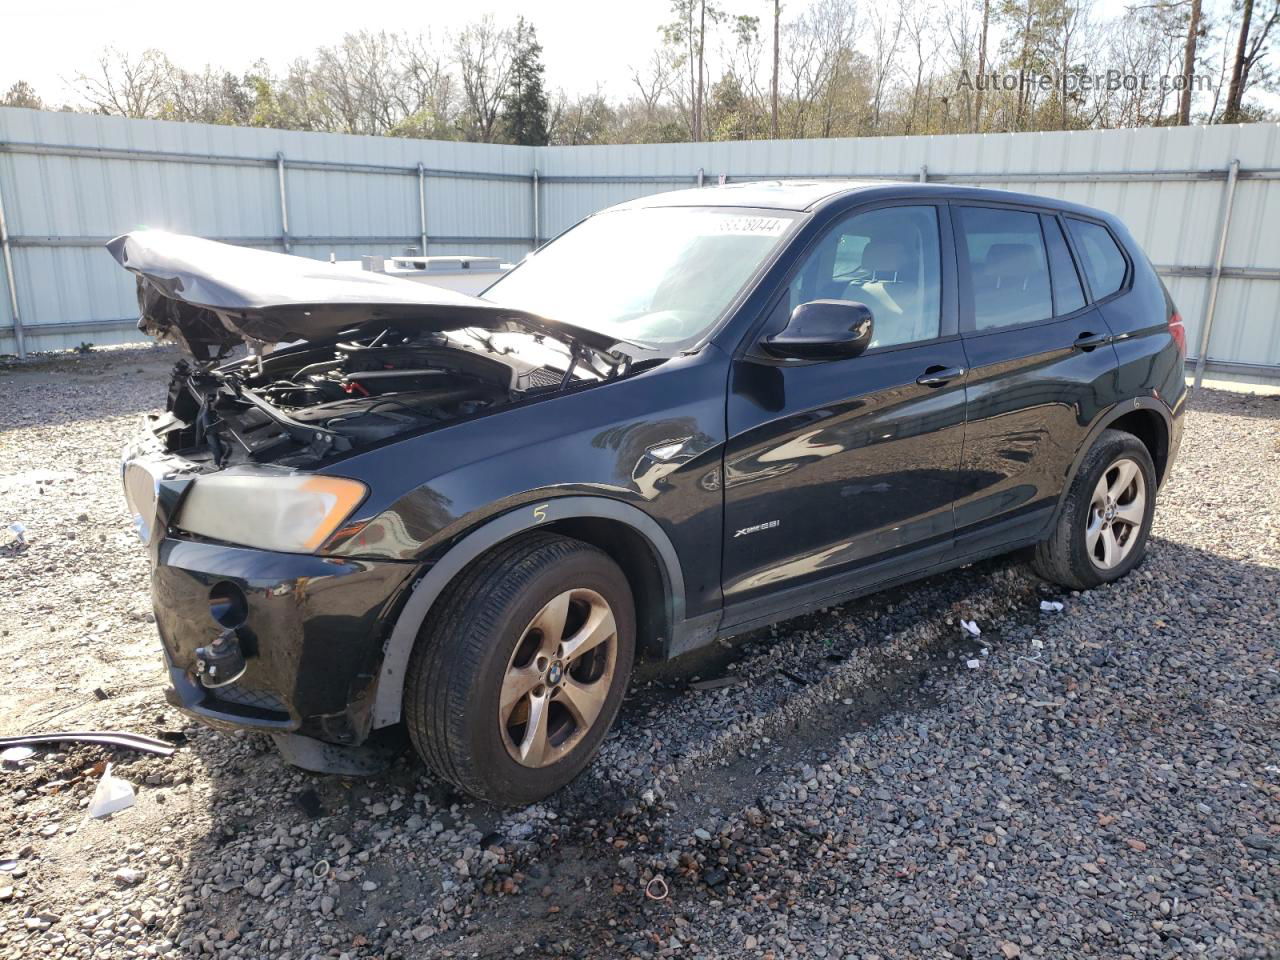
(0, 344), (1277, 960)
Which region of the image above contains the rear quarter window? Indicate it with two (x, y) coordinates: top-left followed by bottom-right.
(1066, 218), (1128, 299)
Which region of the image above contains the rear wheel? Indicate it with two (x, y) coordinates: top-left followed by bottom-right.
(404, 533), (635, 805)
(1032, 429), (1157, 591)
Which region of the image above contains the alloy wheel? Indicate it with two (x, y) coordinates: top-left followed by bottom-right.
(499, 588), (618, 768)
(1085, 456), (1146, 570)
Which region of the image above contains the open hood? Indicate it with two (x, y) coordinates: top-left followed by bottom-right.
(107, 231), (632, 361)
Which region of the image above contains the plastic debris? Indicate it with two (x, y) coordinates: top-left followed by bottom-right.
(644, 875), (670, 901)
(1, 746), (35, 766)
(1040, 600), (1065, 612)
(2, 523), (27, 557)
(690, 675), (746, 691)
(87, 764), (136, 819)
(0, 731), (174, 757)
(960, 619), (981, 637)
(966, 658), (981, 669)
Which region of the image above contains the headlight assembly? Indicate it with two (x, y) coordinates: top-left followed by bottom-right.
(174, 474), (367, 554)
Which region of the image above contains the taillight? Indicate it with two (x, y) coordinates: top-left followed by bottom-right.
(1168, 310), (1187, 358)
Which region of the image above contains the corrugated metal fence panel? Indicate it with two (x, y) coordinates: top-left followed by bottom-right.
(0, 108), (536, 354)
(2, 109), (1277, 372)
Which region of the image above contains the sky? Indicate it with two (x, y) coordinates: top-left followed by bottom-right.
(0, 0), (763, 106)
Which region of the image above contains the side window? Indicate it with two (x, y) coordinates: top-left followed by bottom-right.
(1041, 214), (1086, 315)
(955, 206), (1053, 331)
(1066, 218), (1128, 299)
(784, 205), (942, 349)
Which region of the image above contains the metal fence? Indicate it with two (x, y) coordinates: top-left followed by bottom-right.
(2, 107), (1278, 383)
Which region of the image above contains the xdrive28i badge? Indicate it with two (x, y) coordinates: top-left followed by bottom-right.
(734, 520), (781, 538)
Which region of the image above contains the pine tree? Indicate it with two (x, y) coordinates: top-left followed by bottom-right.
(503, 18), (549, 145)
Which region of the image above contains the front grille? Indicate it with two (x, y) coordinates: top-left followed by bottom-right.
(207, 683), (288, 717)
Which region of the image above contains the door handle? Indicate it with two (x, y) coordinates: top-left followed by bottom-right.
(1073, 331), (1114, 351)
(916, 365), (965, 387)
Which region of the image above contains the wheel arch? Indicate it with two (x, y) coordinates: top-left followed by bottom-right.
(1050, 398), (1172, 530)
(370, 497), (687, 729)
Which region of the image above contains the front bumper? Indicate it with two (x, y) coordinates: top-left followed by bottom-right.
(152, 537), (417, 744)
(123, 417), (419, 748)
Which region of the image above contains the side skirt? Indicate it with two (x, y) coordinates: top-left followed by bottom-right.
(698, 506), (1053, 649)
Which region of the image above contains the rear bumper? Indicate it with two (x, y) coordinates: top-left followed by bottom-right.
(151, 537), (416, 745)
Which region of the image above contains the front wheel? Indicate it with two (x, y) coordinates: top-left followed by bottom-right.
(404, 533), (635, 805)
(1032, 429), (1157, 591)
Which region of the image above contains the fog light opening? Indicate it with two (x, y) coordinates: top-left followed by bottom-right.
(208, 582), (248, 629)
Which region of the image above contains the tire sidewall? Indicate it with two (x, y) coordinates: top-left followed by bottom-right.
(1068, 434), (1157, 586)
(457, 549), (635, 805)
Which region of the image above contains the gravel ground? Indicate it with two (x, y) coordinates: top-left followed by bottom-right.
(0, 344), (1277, 960)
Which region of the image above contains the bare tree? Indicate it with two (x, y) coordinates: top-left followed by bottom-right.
(782, 0), (863, 137)
(548, 87), (614, 145)
(771, 0), (782, 137)
(1223, 0), (1278, 121)
(454, 17), (514, 141)
(76, 48), (172, 118)
(396, 33), (457, 138)
(868, 5), (905, 130)
(1179, 0), (1203, 122)
(901, 0), (943, 134)
(631, 51), (675, 115)
(1, 81), (44, 110)
(942, 0), (979, 132)
(975, 0), (991, 131)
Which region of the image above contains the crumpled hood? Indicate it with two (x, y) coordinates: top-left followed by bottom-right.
(107, 231), (628, 361)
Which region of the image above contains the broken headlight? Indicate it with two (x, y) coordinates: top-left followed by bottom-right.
(174, 474), (367, 554)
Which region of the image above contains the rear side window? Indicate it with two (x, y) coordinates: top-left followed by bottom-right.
(955, 206), (1053, 331)
(1066, 218), (1128, 299)
(1041, 215), (1086, 315)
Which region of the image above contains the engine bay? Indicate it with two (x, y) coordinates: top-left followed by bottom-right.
(158, 327), (611, 468)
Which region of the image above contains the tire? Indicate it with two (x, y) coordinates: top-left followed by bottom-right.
(404, 533), (635, 806)
(1032, 429), (1157, 591)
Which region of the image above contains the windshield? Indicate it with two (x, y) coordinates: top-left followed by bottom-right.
(481, 206), (799, 349)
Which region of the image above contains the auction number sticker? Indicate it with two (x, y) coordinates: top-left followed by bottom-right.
(711, 215), (790, 236)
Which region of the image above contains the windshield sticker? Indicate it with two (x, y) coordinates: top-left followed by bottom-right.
(710, 215), (790, 237)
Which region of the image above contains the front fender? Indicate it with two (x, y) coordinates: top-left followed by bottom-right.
(368, 495), (691, 729)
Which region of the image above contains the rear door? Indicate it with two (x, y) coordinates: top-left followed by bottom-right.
(1065, 216), (1187, 409)
(721, 201), (968, 624)
(951, 204), (1120, 551)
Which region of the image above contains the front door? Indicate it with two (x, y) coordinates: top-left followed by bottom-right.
(722, 203), (967, 626)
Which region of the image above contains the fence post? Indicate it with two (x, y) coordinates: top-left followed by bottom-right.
(417, 162), (428, 255)
(275, 152), (291, 253)
(0, 167), (23, 358)
(532, 168), (540, 249)
(1194, 158), (1240, 389)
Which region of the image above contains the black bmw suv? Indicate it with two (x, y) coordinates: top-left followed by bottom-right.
(116, 180), (1185, 804)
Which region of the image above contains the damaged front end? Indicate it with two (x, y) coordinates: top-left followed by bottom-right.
(112, 230), (635, 472)
(113, 232), (639, 766)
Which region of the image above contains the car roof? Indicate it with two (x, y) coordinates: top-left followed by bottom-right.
(614, 179), (885, 212)
(609, 179), (1114, 221)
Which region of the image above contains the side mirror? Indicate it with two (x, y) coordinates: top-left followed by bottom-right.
(762, 300), (874, 361)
